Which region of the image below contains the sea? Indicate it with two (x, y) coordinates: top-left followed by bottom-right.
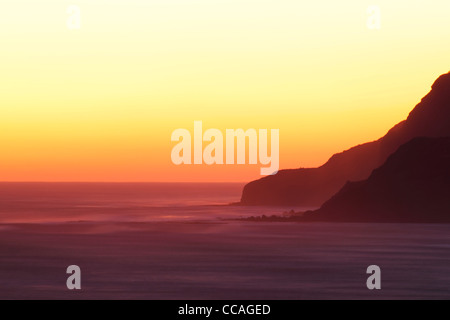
(0, 182), (449, 299)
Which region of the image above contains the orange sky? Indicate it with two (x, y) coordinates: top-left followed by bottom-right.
(1, 1), (450, 182)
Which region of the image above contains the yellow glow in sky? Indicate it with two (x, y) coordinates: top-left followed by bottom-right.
(1, 0), (450, 181)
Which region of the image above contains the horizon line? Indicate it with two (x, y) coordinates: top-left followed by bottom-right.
(0, 181), (247, 184)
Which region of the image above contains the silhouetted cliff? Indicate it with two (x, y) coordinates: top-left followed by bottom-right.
(303, 137), (450, 222)
(240, 71), (450, 206)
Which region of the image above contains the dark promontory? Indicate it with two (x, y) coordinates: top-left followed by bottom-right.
(303, 137), (450, 222)
(240, 71), (450, 206)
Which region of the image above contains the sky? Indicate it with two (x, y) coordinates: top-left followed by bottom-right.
(1, 0), (450, 182)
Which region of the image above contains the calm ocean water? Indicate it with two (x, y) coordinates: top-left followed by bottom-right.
(0, 183), (449, 299)
(0, 182), (301, 223)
